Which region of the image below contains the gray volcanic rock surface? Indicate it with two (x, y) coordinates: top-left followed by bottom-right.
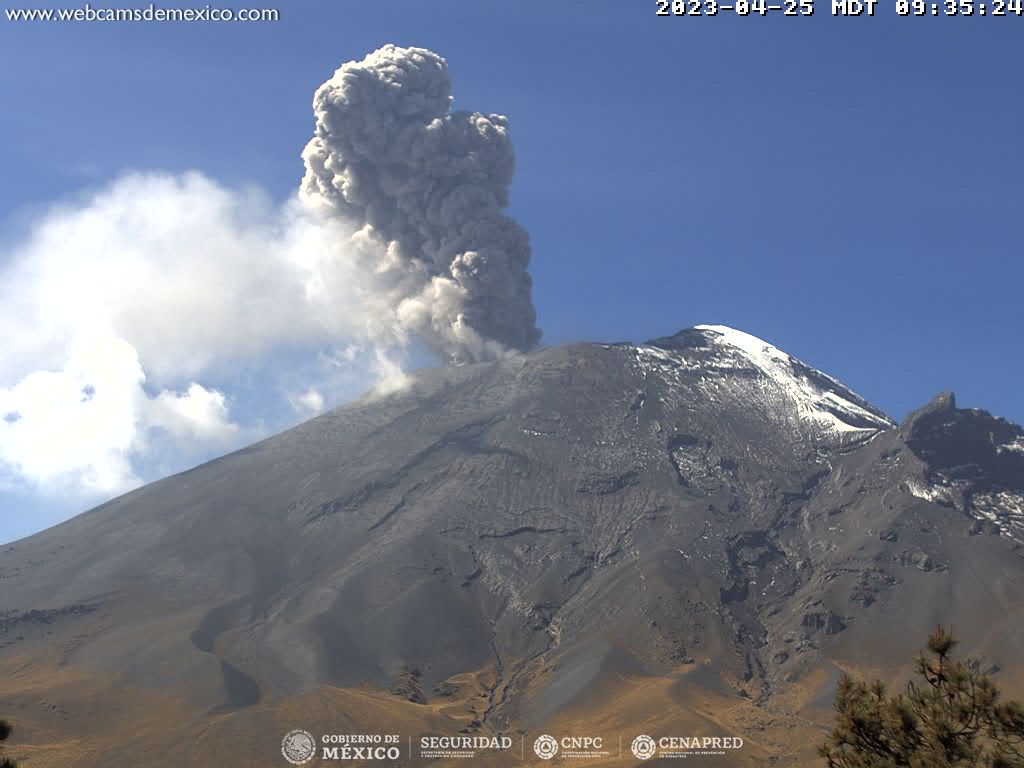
(2, 325), (1023, 764)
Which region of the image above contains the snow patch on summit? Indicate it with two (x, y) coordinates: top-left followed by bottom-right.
(630, 325), (894, 443)
(694, 325), (896, 436)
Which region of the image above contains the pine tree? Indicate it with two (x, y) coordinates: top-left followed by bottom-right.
(0, 717), (15, 768)
(819, 627), (1024, 767)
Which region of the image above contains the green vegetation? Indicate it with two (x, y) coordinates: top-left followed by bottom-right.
(820, 627), (1024, 767)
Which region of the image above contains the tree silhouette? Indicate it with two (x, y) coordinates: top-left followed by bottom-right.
(820, 627), (1024, 767)
(0, 717), (15, 768)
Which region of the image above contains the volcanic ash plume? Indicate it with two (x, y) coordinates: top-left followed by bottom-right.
(0, 45), (542, 498)
(301, 44), (541, 362)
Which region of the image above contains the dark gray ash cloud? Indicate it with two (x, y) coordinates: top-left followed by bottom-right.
(301, 44), (541, 362)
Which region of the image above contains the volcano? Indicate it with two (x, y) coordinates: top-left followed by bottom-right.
(2, 326), (1023, 766)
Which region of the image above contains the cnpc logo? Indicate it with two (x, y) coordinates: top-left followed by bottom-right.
(533, 734), (605, 759)
(533, 735), (559, 760)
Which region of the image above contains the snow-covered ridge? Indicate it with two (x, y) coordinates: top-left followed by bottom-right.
(904, 477), (1024, 544)
(970, 491), (1024, 543)
(694, 325), (895, 434)
(999, 436), (1024, 455)
(634, 325), (895, 438)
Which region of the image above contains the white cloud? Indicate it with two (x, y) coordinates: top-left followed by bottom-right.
(370, 349), (412, 396)
(0, 334), (144, 495)
(0, 173), (383, 385)
(0, 331), (249, 496)
(288, 388), (325, 416)
(147, 383), (240, 445)
(0, 172), (402, 499)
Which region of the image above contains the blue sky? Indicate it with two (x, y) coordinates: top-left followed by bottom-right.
(1, 1), (1021, 542)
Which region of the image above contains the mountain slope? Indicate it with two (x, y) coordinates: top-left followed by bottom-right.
(1, 326), (1022, 767)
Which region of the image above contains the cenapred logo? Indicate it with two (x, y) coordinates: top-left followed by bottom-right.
(631, 733), (744, 760)
(533, 734), (559, 760)
(281, 729), (317, 765)
(631, 734), (657, 760)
